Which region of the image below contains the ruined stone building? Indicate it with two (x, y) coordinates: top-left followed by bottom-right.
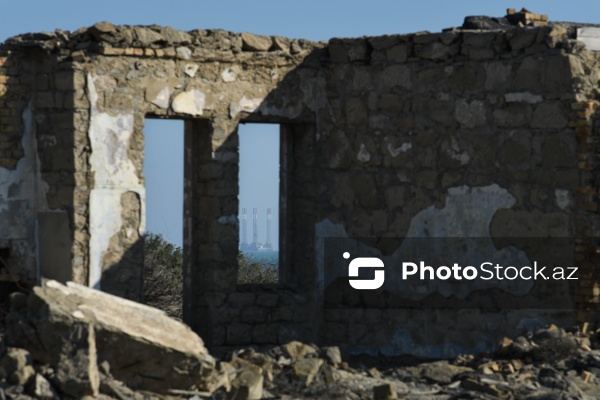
(2, 11), (600, 357)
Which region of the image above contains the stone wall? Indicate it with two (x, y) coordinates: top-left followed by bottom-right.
(315, 27), (593, 356)
(0, 44), (85, 286)
(0, 48), (38, 283)
(2, 19), (600, 357)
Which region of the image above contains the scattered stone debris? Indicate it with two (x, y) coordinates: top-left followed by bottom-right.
(2, 282), (600, 399)
(3, 280), (215, 398)
(462, 7), (549, 30)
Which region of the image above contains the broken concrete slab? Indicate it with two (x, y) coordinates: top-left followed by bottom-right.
(7, 280), (215, 394)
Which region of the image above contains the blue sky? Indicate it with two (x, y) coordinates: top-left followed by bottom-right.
(2, 1), (599, 248)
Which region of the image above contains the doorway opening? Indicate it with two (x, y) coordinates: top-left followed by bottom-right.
(142, 118), (184, 319)
(238, 123), (280, 284)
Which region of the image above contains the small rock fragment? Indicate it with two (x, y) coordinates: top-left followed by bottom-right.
(0, 348), (34, 385)
(282, 341), (318, 360)
(322, 346), (342, 365)
(373, 383), (397, 400)
(291, 358), (323, 386)
(230, 364), (263, 400)
(28, 373), (58, 399)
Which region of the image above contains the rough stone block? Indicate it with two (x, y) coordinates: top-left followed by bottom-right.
(386, 43), (409, 62)
(30, 373), (58, 399)
(455, 99), (486, 128)
(272, 305), (294, 321)
(328, 41), (348, 62)
(240, 306), (267, 324)
(0, 347), (34, 385)
(291, 358), (323, 386)
(53, 323), (100, 398)
(54, 72), (73, 90)
(368, 35), (400, 50)
(230, 361), (263, 400)
(252, 324), (279, 344)
(321, 346), (342, 364)
(507, 28), (540, 51)
(227, 323), (253, 345)
(380, 65), (411, 89)
(7, 281), (215, 394)
(345, 98), (368, 125)
(348, 40), (369, 61)
(227, 292), (255, 309)
(415, 42), (458, 60)
(241, 32), (272, 52)
(493, 104), (532, 128)
(256, 293), (279, 307)
(374, 383), (397, 400)
(542, 136), (574, 167)
(531, 102), (568, 129)
(324, 322), (346, 343)
(282, 341), (318, 360)
(272, 36), (291, 53)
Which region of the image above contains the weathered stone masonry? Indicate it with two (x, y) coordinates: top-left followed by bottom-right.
(3, 17), (600, 357)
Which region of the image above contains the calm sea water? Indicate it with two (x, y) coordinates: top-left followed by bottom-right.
(241, 250), (279, 265)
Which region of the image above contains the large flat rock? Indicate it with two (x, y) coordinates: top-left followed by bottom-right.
(7, 280), (215, 394)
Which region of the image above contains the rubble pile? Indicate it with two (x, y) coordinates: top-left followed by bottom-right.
(1, 282), (600, 399)
(462, 8), (549, 30)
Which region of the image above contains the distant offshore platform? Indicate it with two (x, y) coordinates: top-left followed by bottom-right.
(239, 208), (274, 252)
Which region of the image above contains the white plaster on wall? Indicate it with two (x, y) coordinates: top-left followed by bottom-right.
(184, 64), (199, 78)
(314, 184), (560, 358)
(221, 67), (238, 82)
(316, 184), (528, 296)
(176, 47), (192, 60)
(504, 92), (543, 104)
(357, 143), (371, 162)
(555, 189), (571, 210)
(455, 99), (486, 128)
(446, 137), (470, 166)
(88, 74), (145, 289)
(229, 96), (265, 118)
(150, 87), (170, 109)
(409, 184), (515, 237)
(172, 89), (206, 116)
(0, 102), (49, 236)
(387, 142), (412, 157)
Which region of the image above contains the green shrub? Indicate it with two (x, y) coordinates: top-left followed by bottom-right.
(143, 233), (279, 318)
(143, 233), (183, 319)
(237, 252), (278, 284)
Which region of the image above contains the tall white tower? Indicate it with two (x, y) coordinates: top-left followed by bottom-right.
(241, 208), (248, 245)
(265, 208), (272, 249)
(252, 208), (259, 246)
